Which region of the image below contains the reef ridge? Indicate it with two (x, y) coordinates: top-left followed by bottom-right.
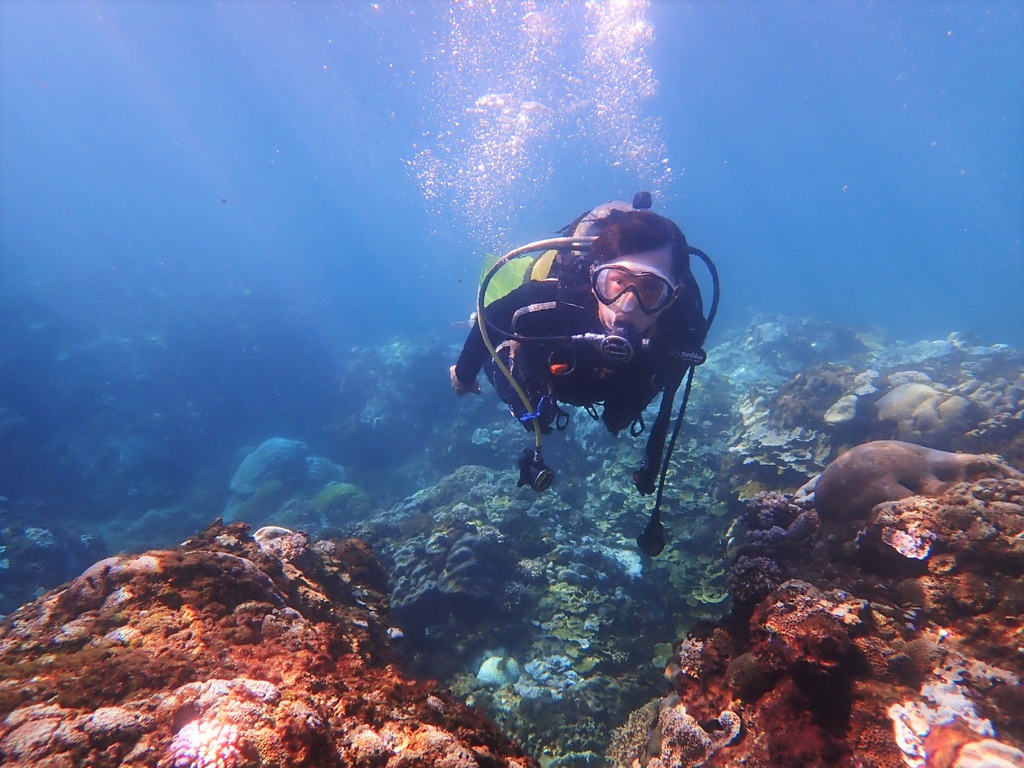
(0, 522), (536, 768)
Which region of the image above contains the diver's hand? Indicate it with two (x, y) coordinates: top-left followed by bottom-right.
(450, 365), (481, 396)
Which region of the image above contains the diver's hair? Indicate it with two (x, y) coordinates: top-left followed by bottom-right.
(589, 209), (690, 279)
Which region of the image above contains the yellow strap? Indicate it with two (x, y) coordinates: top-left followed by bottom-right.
(527, 250), (557, 282)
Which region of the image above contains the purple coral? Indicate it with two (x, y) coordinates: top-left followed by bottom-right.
(729, 491), (819, 607)
(744, 526), (789, 554)
(727, 555), (782, 605)
(747, 491), (802, 528)
(169, 718), (242, 768)
(738, 492), (817, 557)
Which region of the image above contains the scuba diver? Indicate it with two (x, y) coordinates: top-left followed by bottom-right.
(450, 192), (719, 556)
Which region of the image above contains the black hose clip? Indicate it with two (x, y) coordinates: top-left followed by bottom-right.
(677, 349), (707, 366)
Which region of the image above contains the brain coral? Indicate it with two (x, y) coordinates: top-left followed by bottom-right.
(876, 383), (981, 449)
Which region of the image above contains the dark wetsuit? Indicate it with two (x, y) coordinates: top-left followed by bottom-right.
(454, 270), (707, 439)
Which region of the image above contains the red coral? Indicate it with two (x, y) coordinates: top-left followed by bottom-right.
(615, 469), (1024, 768)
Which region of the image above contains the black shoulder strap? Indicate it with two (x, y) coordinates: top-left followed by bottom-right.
(634, 364), (686, 495)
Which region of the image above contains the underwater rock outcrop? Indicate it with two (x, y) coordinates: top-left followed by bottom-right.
(610, 453), (1024, 767)
(0, 522), (536, 768)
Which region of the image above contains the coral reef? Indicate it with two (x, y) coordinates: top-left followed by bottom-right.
(346, 465), (681, 763)
(0, 522), (536, 768)
(610, 455), (1024, 767)
(718, 322), (1024, 500)
(0, 497), (106, 616)
(3, 316), (1022, 766)
(316, 321), (1022, 765)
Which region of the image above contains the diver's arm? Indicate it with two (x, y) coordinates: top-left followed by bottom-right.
(450, 363), (482, 396)
(452, 325), (489, 393)
(451, 286), (532, 394)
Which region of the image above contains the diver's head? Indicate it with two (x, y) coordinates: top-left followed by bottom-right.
(586, 210), (688, 333)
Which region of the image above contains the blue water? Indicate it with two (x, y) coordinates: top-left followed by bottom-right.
(1, 1), (1022, 519)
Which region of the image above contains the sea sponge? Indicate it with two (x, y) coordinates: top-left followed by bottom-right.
(810, 440), (1019, 536)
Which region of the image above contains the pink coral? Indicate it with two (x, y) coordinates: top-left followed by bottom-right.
(953, 739), (1024, 768)
(169, 718), (242, 768)
(646, 697), (741, 768)
(881, 526), (935, 560)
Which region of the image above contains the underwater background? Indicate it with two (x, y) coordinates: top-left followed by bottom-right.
(1, 2), (1023, 766)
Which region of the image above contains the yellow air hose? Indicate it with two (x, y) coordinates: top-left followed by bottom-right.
(475, 236), (596, 452)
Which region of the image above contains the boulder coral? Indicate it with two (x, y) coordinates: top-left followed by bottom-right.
(876, 383), (981, 448)
(228, 437), (313, 496)
(805, 440), (1021, 538)
(0, 522), (536, 768)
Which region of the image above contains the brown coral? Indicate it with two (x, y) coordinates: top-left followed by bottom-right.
(809, 440), (1021, 538)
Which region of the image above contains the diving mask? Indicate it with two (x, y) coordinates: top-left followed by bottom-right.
(591, 265), (676, 315)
